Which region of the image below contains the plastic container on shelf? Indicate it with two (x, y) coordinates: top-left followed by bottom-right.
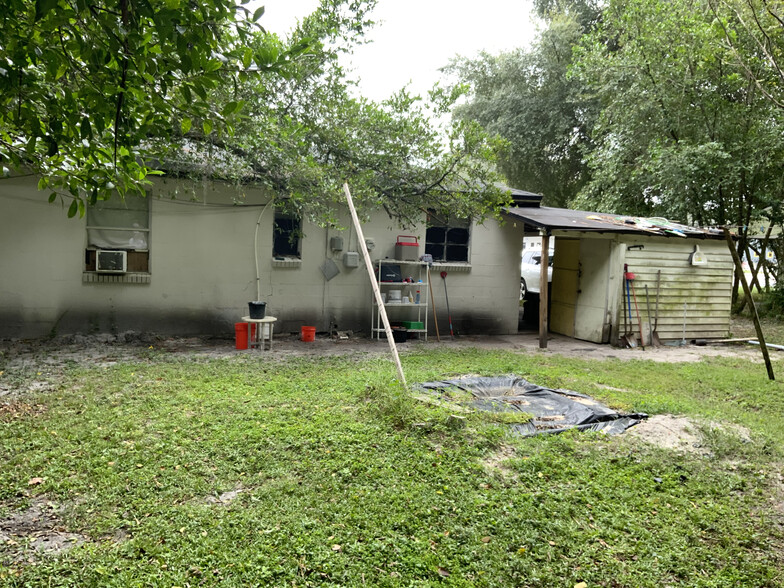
(394, 236), (419, 261)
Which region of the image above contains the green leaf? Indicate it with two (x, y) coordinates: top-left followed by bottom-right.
(252, 6), (265, 21)
(205, 59), (223, 73)
(193, 83), (208, 101)
(255, 45), (280, 67)
(181, 118), (192, 134)
(203, 120), (213, 135)
(67, 199), (78, 218)
(48, 192), (57, 203)
(34, 0), (58, 21)
(243, 48), (253, 69)
(80, 117), (92, 141)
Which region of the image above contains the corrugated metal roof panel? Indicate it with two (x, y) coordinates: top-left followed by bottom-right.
(504, 206), (725, 239)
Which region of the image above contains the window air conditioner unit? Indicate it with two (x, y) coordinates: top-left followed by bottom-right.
(96, 250), (127, 273)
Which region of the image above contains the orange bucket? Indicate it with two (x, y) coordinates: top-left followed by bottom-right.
(235, 322), (256, 349)
(301, 326), (316, 342)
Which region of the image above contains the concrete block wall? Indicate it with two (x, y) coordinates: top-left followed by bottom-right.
(0, 177), (523, 338)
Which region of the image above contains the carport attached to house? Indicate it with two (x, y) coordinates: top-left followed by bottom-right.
(505, 206), (734, 346)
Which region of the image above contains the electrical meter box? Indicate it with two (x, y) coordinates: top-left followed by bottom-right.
(343, 252), (359, 267)
(330, 236), (344, 251)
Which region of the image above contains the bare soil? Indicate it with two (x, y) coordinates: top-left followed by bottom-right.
(0, 325), (770, 375)
(0, 499), (88, 564)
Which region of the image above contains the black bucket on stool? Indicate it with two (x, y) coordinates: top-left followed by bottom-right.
(248, 301), (267, 319)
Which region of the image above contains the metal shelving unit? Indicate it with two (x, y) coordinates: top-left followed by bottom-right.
(371, 260), (428, 341)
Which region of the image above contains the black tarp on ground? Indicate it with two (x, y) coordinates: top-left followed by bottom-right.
(418, 376), (647, 436)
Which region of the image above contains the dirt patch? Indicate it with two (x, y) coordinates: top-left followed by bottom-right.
(624, 414), (753, 455)
(203, 488), (246, 505)
(624, 415), (707, 454)
(481, 443), (518, 480)
(0, 499), (88, 563)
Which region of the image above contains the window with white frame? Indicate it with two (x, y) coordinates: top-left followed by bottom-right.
(85, 193), (150, 274)
(425, 211), (470, 262)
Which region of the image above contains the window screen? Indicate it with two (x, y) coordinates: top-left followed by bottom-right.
(85, 193), (150, 274)
(86, 193), (149, 250)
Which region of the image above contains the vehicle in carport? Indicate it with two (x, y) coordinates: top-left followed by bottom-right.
(520, 249), (553, 298)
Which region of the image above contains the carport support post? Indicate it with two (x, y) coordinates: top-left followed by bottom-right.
(539, 231), (550, 349)
(723, 227), (774, 381)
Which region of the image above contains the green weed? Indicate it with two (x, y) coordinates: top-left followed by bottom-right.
(0, 349), (781, 586)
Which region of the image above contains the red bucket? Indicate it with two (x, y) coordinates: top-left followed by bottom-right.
(235, 322), (257, 349)
(301, 326), (316, 342)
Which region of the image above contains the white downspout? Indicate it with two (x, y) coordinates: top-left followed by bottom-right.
(254, 201), (272, 301)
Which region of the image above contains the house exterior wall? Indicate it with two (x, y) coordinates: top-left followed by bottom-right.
(0, 177), (521, 339)
(430, 219), (521, 337)
(547, 231), (732, 344)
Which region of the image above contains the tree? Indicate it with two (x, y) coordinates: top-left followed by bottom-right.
(532, 0), (603, 30)
(709, 0), (784, 111)
(445, 10), (599, 207)
(573, 0), (784, 302)
(1, 0), (508, 224)
(167, 3), (509, 226)
(0, 0), (310, 216)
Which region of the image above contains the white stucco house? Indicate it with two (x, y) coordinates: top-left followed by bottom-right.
(0, 175), (530, 339)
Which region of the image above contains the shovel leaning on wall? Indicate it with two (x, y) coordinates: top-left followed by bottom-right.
(622, 265), (637, 348)
(646, 285), (660, 347)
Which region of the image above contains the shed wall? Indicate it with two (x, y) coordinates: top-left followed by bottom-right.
(618, 237), (733, 342)
(546, 231), (733, 344)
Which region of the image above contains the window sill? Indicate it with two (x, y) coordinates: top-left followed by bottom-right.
(83, 272), (151, 284)
(272, 257), (302, 268)
(431, 262), (471, 272)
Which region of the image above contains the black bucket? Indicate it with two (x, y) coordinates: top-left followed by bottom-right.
(391, 328), (408, 343)
(248, 301), (267, 319)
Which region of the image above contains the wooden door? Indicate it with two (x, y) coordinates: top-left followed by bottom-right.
(574, 239), (611, 342)
(550, 239), (579, 337)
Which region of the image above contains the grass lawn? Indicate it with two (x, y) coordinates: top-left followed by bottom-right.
(1, 346), (783, 586)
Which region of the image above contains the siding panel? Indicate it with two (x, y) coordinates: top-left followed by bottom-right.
(621, 238), (733, 341)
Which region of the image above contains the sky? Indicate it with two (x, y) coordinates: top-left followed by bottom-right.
(257, 0), (540, 102)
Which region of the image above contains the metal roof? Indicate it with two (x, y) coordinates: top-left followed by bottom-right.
(504, 206), (725, 239)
